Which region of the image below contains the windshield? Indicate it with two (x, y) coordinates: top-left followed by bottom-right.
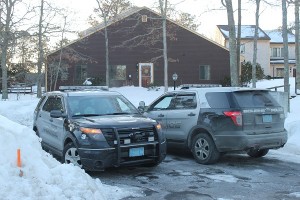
(67, 95), (139, 117)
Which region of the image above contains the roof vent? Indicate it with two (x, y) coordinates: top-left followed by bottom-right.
(142, 15), (147, 22)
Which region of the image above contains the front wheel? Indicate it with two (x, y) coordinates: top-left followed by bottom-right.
(63, 142), (83, 168)
(247, 149), (269, 158)
(191, 133), (220, 165)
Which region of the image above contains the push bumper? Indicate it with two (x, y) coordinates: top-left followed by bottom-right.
(78, 140), (167, 171)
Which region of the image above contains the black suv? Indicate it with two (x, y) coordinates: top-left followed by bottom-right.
(33, 86), (166, 171)
(139, 86), (287, 164)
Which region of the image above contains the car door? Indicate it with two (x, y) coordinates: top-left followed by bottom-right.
(164, 92), (199, 142)
(144, 94), (174, 133)
(145, 92), (199, 142)
(38, 95), (65, 151)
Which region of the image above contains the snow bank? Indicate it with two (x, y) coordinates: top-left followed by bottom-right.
(0, 115), (142, 200)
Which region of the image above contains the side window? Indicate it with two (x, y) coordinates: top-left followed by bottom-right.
(206, 92), (231, 108)
(172, 94), (197, 110)
(150, 96), (173, 110)
(42, 96), (64, 112)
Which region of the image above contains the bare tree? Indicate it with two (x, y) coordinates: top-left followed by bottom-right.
(237, 0), (241, 85)
(93, 0), (131, 88)
(295, 0), (300, 93)
(282, 0), (289, 94)
(252, 0), (261, 88)
(158, 0), (169, 92)
(222, 0), (238, 86)
(53, 15), (67, 90)
(174, 12), (199, 31)
(0, 0), (33, 100)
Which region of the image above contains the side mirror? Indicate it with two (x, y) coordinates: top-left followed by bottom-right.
(138, 101), (146, 113)
(50, 110), (67, 118)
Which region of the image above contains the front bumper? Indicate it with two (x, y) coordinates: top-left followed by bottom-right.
(78, 141), (167, 171)
(214, 130), (288, 152)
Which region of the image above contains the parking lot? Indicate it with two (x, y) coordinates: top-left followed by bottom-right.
(91, 150), (300, 200)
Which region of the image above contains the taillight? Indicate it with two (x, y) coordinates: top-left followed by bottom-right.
(224, 111), (242, 126)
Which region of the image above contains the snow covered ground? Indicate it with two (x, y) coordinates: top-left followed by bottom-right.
(0, 78), (300, 200)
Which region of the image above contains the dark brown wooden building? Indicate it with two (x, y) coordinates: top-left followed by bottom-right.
(47, 7), (230, 90)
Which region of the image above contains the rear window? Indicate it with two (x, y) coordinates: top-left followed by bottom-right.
(233, 91), (280, 108)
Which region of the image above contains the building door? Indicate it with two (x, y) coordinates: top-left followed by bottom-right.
(139, 63), (153, 87)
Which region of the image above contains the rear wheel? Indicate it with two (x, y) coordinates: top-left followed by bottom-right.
(63, 143), (83, 168)
(191, 133), (220, 164)
(247, 149), (269, 158)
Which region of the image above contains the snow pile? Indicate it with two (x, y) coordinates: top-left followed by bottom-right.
(0, 115), (142, 200)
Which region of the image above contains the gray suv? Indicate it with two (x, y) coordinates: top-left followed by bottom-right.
(33, 86), (166, 171)
(139, 86), (287, 164)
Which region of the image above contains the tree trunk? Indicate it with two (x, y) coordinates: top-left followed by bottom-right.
(282, 0), (290, 112)
(54, 16), (67, 90)
(104, 16), (110, 88)
(37, 0), (44, 96)
(1, 1), (12, 100)
(252, 0), (260, 88)
(295, 0), (300, 94)
(237, 0), (241, 85)
(159, 0), (169, 92)
(225, 0), (238, 86)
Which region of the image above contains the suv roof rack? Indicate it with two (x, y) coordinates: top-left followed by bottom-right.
(59, 86), (109, 91)
(180, 84), (222, 89)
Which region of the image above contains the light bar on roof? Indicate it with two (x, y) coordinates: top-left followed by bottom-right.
(59, 86), (109, 91)
(180, 84), (222, 89)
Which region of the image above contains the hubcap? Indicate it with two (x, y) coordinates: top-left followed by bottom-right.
(194, 138), (210, 160)
(65, 147), (82, 168)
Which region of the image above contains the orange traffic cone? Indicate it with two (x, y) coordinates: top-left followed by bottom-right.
(17, 149), (23, 177)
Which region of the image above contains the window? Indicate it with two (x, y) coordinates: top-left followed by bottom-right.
(111, 65), (126, 80)
(75, 65), (87, 82)
(276, 68), (284, 77)
(172, 94), (197, 109)
(240, 44), (245, 54)
(151, 96), (173, 110)
(42, 96), (63, 112)
(142, 15), (148, 22)
(271, 48), (283, 58)
(199, 65), (210, 80)
(206, 92), (231, 108)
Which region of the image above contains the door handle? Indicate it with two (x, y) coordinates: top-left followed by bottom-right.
(188, 112), (196, 116)
(49, 118), (53, 122)
(158, 114), (164, 117)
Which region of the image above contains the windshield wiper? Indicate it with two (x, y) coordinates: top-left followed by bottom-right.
(72, 114), (102, 117)
(105, 112), (131, 115)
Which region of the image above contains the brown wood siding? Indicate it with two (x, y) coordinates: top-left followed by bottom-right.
(47, 8), (230, 90)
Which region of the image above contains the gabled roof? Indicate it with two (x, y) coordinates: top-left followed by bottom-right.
(79, 6), (144, 37)
(217, 25), (270, 40)
(49, 6), (228, 56)
(264, 29), (295, 44)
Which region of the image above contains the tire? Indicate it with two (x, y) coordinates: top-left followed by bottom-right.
(63, 142), (83, 168)
(247, 149), (269, 158)
(191, 133), (220, 165)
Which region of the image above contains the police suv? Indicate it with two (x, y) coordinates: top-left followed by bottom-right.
(33, 86), (166, 171)
(139, 85), (288, 164)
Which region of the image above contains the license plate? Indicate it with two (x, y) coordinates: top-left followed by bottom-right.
(129, 147), (144, 157)
(262, 114), (272, 123)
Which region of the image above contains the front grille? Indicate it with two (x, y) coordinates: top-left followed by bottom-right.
(102, 127), (158, 147)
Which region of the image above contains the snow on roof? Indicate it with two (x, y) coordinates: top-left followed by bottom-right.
(217, 25), (270, 40)
(264, 30), (295, 43)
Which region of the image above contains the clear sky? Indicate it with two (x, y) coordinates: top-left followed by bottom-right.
(54, 0), (295, 40)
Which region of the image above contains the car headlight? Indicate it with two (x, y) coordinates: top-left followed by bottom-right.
(80, 127), (102, 134)
(155, 123), (162, 131)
